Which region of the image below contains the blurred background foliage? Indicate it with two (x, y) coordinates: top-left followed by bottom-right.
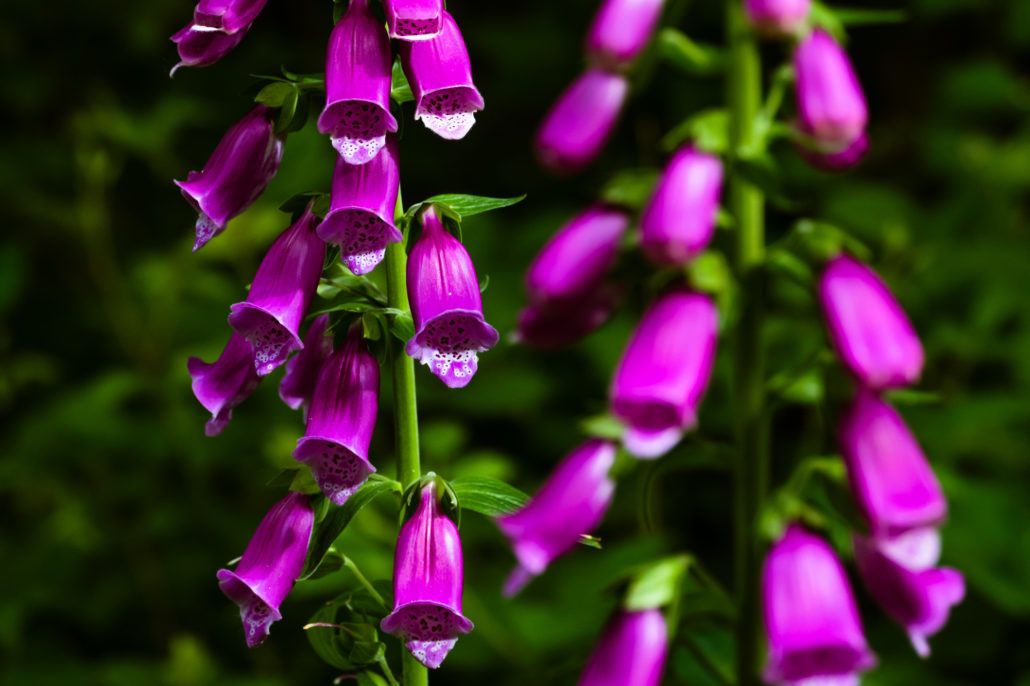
(2, 0), (1029, 683)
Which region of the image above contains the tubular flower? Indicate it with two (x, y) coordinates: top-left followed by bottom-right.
(584, 0), (665, 69)
(639, 145), (723, 266)
(762, 524), (876, 686)
(175, 105), (284, 251)
(853, 534), (965, 658)
(578, 609), (669, 686)
(228, 207), (326, 377)
(188, 332), (261, 436)
(293, 325), (379, 506)
(383, 0), (443, 40)
(279, 314), (333, 416)
(193, 0), (267, 33)
(744, 0), (811, 37)
(798, 131), (868, 171)
(399, 11), (484, 140)
(610, 289), (718, 458)
(535, 68), (629, 175)
(497, 440), (616, 596)
(515, 285), (621, 349)
(217, 492), (314, 648)
(405, 206), (499, 388)
(381, 483), (474, 669)
(840, 389), (946, 538)
(317, 135), (402, 275)
(317, 0), (398, 165)
(818, 254), (924, 390)
(793, 29), (867, 149)
(170, 22), (250, 76)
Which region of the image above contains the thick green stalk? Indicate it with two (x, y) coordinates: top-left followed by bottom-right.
(726, 3), (768, 686)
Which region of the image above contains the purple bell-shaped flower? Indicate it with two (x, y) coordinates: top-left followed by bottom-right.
(793, 29), (868, 150)
(578, 608), (669, 686)
(188, 332), (261, 436)
(170, 22), (250, 76)
(585, 0), (666, 69)
(279, 314), (333, 416)
(383, 0), (444, 40)
(516, 285), (622, 349)
(192, 0), (267, 34)
(744, 0), (811, 37)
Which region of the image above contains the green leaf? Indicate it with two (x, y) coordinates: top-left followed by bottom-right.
(389, 310), (415, 343)
(417, 193), (526, 220)
(658, 28), (724, 75)
(623, 555), (691, 611)
(687, 251), (732, 295)
(579, 534), (603, 549)
(663, 109), (729, 154)
(600, 168), (660, 210)
(349, 640), (386, 665)
(766, 248), (815, 288)
(304, 604), (353, 670)
(279, 192), (331, 219)
(255, 81), (295, 107)
(391, 59), (414, 105)
(792, 219), (873, 262)
(450, 476), (529, 517)
(275, 87), (299, 133)
(580, 413), (625, 441)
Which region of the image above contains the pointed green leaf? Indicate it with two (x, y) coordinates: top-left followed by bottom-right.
(450, 476), (529, 517)
(391, 59), (414, 105)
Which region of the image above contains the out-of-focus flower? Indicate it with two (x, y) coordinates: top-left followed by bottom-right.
(188, 332), (261, 436)
(793, 29), (867, 148)
(744, 0), (811, 37)
(578, 608), (668, 686)
(584, 0), (665, 69)
(383, 0), (444, 40)
(279, 314), (333, 417)
(170, 22), (250, 76)
(797, 130), (868, 171)
(516, 284), (622, 349)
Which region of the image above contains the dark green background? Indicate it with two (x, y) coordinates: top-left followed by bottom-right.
(2, 0), (1028, 683)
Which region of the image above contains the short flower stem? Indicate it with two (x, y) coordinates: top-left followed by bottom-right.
(726, 2), (769, 686)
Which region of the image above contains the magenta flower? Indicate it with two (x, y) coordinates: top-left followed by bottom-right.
(317, 0), (398, 165)
(798, 131), (868, 171)
(840, 389), (946, 538)
(516, 285), (621, 349)
(405, 206), (499, 388)
(497, 440), (616, 596)
(188, 332), (261, 436)
(584, 0), (665, 69)
(535, 69), (629, 175)
(293, 325), (379, 506)
(383, 0), (443, 40)
(818, 254), (924, 390)
(578, 609), (668, 686)
(762, 524), (876, 685)
(853, 534), (965, 657)
(170, 22), (249, 76)
(193, 0), (267, 34)
(217, 492), (314, 647)
(794, 29), (868, 149)
(610, 289), (718, 458)
(175, 105), (284, 251)
(279, 314), (333, 416)
(639, 146), (723, 266)
(399, 11), (484, 140)
(744, 0), (811, 37)
(317, 135), (402, 275)
(228, 207), (326, 377)
(381, 483), (474, 669)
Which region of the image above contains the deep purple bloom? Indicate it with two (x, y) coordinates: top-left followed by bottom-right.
(279, 314), (333, 416)
(744, 0), (811, 36)
(610, 289), (718, 458)
(170, 22), (250, 76)
(293, 325), (379, 506)
(584, 0), (665, 69)
(317, 136), (402, 275)
(798, 131), (868, 171)
(762, 524), (876, 685)
(405, 206), (499, 388)
(639, 146), (723, 266)
(381, 483), (474, 669)
(794, 29), (868, 148)
(193, 0), (267, 33)
(818, 254), (924, 390)
(840, 389), (946, 538)
(175, 105), (284, 251)
(535, 69), (629, 175)
(516, 284), (622, 349)
(228, 207), (326, 377)
(217, 492), (314, 648)
(399, 11), (484, 140)
(578, 609), (668, 686)
(854, 534), (965, 658)
(317, 0), (398, 165)
(383, 0), (443, 40)
(188, 332), (261, 436)
(497, 440), (616, 596)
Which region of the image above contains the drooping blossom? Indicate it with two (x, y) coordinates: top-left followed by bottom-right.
(293, 325), (379, 505)
(744, 0), (811, 37)
(578, 609), (668, 686)
(317, 135), (402, 275)
(217, 492), (314, 647)
(798, 131), (868, 171)
(381, 483), (474, 668)
(497, 440), (616, 596)
(170, 22), (250, 76)
(585, 0), (665, 69)
(317, 0), (398, 164)
(610, 289), (718, 458)
(818, 254), (924, 390)
(383, 0), (444, 40)
(188, 332), (261, 436)
(405, 206), (499, 388)
(175, 105), (284, 251)
(228, 206), (325, 377)
(516, 285), (622, 349)
(793, 29), (868, 149)
(192, 0), (268, 33)
(279, 314), (333, 416)
(762, 524), (876, 685)
(399, 11), (484, 140)
(639, 145), (723, 266)
(536, 69), (629, 175)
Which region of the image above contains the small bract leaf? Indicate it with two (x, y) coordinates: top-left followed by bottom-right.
(391, 59), (414, 105)
(624, 555), (691, 611)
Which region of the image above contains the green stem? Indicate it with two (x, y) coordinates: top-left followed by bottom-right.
(342, 556), (386, 609)
(726, 3), (768, 686)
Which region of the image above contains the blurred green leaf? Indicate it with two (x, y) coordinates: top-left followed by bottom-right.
(623, 555), (690, 611)
(663, 109), (729, 154)
(658, 28), (724, 75)
(600, 168), (660, 210)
